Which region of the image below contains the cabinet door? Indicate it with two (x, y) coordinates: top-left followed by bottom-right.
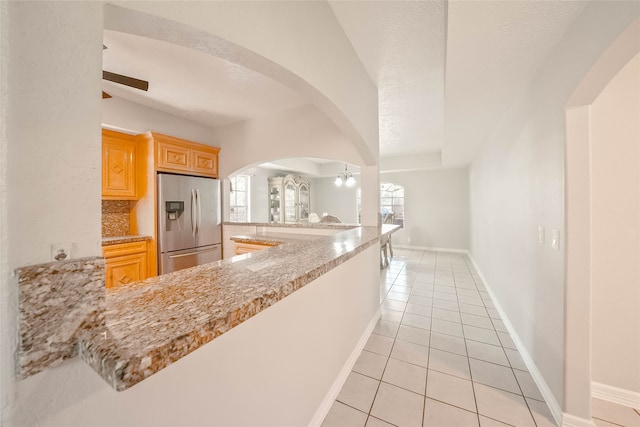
(102, 138), (137, 199)
(269, 185), (281, 223)
(284, 181), (297, 223)
(105, 253), (146, 288)
(235, 242), (272, 255)
(191, 149), (218, 177)
(298, 182), (310, 222)
(157, 140), (191, 173)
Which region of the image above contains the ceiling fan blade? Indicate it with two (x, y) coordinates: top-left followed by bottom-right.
(102, 91), (112, 99)
(103, 71), (149, 91)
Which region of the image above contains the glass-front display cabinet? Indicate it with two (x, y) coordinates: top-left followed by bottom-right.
(268, 175), (311, 224)
(268, 182), (282, 223)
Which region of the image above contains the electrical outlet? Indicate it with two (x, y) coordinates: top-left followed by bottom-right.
(50, 243), (71, 262)
(551, 229), (560, 251)
(537, 226), (545, 244)
(407, 237), (412, 243)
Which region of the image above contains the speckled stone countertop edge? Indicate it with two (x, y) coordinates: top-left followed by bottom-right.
(230, 236), (282, 246)
(101, 235), (153, 246)
(228, 233), (317, 246)
(223, 221), (357, 229)
(78, 227), (380, 391)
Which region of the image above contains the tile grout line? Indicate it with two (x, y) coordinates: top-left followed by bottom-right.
(449, 253), (482, 427)
(421, 249), (435, 427)
(366, 248), (423, 426)
(464, 254), (541, 427)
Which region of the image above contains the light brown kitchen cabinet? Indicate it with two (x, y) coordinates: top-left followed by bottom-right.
(102, 129), (138, 200)
(234, 242), (277, 255)
(154, 133), (219, 178)
(103, 241), (148, 288)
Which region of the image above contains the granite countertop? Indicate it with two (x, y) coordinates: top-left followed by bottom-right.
(381, 224), (401, 237)
(102, 235), (153, 246)
(78, 226), (380, 391)
(224, 221), (357, 229)
(229, 232), (324, 246)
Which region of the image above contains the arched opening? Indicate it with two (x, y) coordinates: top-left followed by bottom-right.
(227, 158), (362, 226)
(564, 18), (640, 421)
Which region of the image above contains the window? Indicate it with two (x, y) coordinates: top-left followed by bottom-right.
(229, 175), (250, 222)
(380, 182), (404, 228)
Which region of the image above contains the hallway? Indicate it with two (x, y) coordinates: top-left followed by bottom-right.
(321, 249), (640, 427)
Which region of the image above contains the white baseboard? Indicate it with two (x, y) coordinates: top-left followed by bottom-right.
(393, 244), (469, 254)
(467, 253), (564, 427)
(308, 308), (381, 427)
(592, 381), (640, 410)
(561, 413), (597, 427)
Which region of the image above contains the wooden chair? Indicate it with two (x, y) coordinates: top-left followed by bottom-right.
(319, 214), (341, 223)
(380, 213), (395, 268)
(383, 213), (394, 257)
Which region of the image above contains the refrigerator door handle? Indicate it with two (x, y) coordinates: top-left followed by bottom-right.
(196, 189), (202, 236)
(168, 247), (219, 259)
(191, 189), (197, 237)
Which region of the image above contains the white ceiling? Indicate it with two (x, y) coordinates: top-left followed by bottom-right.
(329, 1), (445, 158)
(102, 1), (588, 168)
(102, 30), (307, 127)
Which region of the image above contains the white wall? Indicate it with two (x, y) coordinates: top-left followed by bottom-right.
(102, 97), (218, 146)
(468, 2), (640, 420)
(590, 53), (640, 394)
(7, 246), (380, 427)
(213, 105), (363, 179)
(381, 168), (469, 250)
(1, 1), (104, 421)
(7, 2), (104, 267)
(311, 177), (360, 224)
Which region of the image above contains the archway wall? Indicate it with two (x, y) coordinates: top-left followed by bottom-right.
(104, 2), (380, 226)
(213, 105), (363, 178)
(468, 3), (640, 424)
(590, 52), (640, 398)
(105, 2), (379, 167)
(565, 17), (640, 421)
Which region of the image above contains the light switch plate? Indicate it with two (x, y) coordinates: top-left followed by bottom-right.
(551, 229), (560, 251)
(538, 226), (545, 244)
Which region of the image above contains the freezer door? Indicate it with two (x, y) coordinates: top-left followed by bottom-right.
(159, 244), (221, 275)
(158, 173), (196, 253)
(194, 176), (221, 247)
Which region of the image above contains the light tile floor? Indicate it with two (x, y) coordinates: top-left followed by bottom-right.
(321, 249), (640, 427)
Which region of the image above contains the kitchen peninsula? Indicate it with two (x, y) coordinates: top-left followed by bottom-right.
(75, 226), (380, 391)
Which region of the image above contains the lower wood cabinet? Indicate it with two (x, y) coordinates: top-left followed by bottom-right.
(103, 241), (148, 288)
(234, 242), (277, 256)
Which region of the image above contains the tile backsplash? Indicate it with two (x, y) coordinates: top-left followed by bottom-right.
(102, 200), (130, 237)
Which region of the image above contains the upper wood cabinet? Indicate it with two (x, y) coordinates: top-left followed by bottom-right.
(153, 133), (220, 178)
(102, 129), (138, 200)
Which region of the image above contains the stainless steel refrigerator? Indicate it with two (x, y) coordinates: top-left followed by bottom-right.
(157, 173), (222, 274)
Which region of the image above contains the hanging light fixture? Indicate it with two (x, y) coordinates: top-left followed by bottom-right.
(335, 164), (356, 187)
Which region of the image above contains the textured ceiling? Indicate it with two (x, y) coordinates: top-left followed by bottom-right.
(443, 0), (587, 165)
(103, 1), (588, 168)
(102, 30), (306, 127)
(329, 0), (446, 158)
